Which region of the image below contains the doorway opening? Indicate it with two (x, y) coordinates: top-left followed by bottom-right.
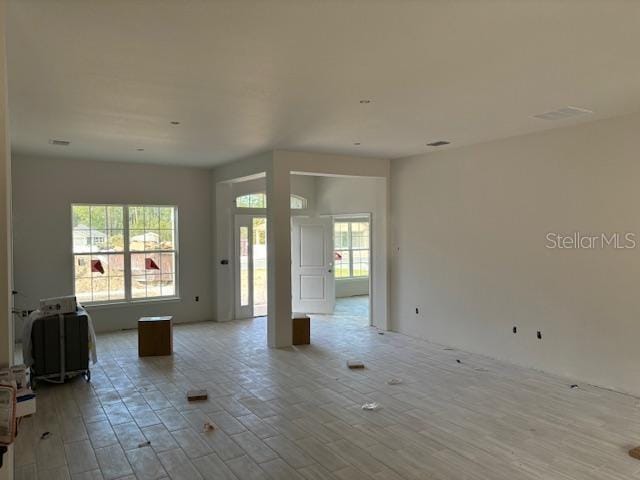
(289, 172), (377, 328)
(332, 215), (371, 324)
(222, 171), (385, 335)
(291, 212), (371, 325)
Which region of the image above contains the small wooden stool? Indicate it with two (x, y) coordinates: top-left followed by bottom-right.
(138, 316), (173, 357)
(292, 313), (310, 345)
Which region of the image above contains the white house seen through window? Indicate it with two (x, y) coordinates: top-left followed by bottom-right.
(72, 204), (178, 304)
(334, 220), (370, 278)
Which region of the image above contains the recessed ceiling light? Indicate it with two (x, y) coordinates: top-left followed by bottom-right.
(353, 142), (361, 146)
(426, 140), (450, 147)
(136, 148), (145, 151)
(359, 100), (371, 104)
(48, 139), (70, 146)
(170, 121), (180, 125)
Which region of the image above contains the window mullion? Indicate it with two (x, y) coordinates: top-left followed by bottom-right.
(124, 205), (132, 301)
(348, 222), (354, 278)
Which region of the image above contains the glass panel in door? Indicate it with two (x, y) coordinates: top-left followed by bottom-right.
(239, 226), (249, 307)
(253, 217), (267, 316)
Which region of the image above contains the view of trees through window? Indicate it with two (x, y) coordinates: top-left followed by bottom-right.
(235, 193), (308, 209)
(72, 204), (177, 303)
(334, 220), (370, 278)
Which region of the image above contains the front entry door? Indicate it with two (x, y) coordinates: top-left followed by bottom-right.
(291, 217), (335, 314)
(235, 215), (267, 319)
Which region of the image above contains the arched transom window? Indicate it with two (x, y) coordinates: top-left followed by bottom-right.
(235, 193), (266, 208)
(289, 195), (307, 209)
(235, 193), (308, 209)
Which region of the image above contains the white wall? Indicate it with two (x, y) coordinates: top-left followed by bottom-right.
(333, 278), (368, 298)
(391, 111), (640, 395)
(0, 2), (14, 478)
(0, 0), (12, 367)
(12, 154), (213, 333)
(212, 151), (273, 324)
(316, 177), (383, 298)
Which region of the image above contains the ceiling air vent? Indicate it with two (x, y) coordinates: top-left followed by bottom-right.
(48, 139), (71, 146)
(426, 140), (450, 147)
(533, 106), (593, 121)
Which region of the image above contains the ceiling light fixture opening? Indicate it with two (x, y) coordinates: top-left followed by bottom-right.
(48, 139), (70, 146)
(359, 100), (371, 104)
(137, 148), (145, 151)
(170, 121), (181, 125)
(353, 142), (361, 146)
(426, 140), (450, 147)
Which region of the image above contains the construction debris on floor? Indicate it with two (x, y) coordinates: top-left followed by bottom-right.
(387, 378), (403, 385)
(629, 447), (640, 460)
(347, 360), (365, 369)
(202, 421), (215, 432)
(186, 389), (208, 401)
(362, 402), (380, 411)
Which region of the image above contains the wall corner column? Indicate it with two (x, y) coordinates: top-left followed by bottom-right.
(266, 157), (292, 348)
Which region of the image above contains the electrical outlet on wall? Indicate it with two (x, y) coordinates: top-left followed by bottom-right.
(195, 296), (199, 302)
(537, 331), (542, 340)
(415, 307), (419, 315)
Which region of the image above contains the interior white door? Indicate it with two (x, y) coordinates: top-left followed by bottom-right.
(291, 217), (336, 314)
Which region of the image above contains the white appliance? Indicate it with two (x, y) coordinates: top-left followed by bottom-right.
(39, 295), (77, 315)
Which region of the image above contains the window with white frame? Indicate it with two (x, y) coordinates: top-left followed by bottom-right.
(72, 204), (178, 304)
(289, 194), (308, 209)
(334, 219), (370, 278)
(235, 192), (308, 209)
(236, 193), (267, 208)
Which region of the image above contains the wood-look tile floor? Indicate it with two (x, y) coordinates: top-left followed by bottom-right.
(15, 296), (640, 479)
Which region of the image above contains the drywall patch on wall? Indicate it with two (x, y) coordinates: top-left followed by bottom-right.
(390, 111), (640, 396)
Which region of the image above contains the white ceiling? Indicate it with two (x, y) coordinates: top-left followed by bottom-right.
(7, 1), (640, 167)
